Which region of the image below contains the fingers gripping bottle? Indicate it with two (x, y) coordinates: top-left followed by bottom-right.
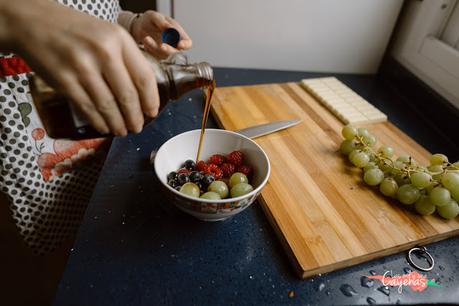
(30, 52), (214, 139)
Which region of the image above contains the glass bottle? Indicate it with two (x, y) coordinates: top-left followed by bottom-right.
(29, 52), (214, 139)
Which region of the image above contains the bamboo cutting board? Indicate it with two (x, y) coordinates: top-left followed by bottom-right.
(211, 82), (459, 278)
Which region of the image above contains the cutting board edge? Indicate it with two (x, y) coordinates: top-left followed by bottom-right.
(210, 105), (226, 130)
(299, 229), (459, 278)
(260, 186), (459, 279)
(257, 196), (304, 276)
(216, 82), (298, 90)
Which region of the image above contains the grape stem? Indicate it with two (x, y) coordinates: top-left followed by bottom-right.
(354, 135), (445, 186)
(446, 162), (459, 170)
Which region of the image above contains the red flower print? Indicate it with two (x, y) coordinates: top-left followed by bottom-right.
(35, 138), (108, 181)
(32, 128), (46, 140)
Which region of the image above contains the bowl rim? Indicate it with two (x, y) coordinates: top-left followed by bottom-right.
(154, 128), (271, 204)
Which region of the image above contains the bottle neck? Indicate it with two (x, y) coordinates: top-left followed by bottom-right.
(159, 61), (214, 103)
(195, 62), (214, 85)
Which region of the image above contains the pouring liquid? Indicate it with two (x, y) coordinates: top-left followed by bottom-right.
(196, 80), (216, 162)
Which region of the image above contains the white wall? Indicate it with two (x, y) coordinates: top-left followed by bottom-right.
(170, 0), (403, 73)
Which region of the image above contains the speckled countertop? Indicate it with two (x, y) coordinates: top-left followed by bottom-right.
(53, 68), (459, 306)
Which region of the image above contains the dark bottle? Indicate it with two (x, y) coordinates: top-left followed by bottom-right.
(29, 52), (214, 140)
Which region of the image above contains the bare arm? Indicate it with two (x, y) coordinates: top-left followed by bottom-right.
(0, 0), (160, 136)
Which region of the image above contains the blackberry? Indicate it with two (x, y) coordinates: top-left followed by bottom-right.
(201, 174), (215, 187)
(167, 171), (178, 181)
(195, 181), (204, 192)
(177, 173), (190, 185)
(183, 159), (196, 171)
(168, 179), (179, 188)
(189, 171), (203, 183)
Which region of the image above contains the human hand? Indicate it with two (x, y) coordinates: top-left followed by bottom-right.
(130, 10), (192, 59)
(3, 0), (159, 136)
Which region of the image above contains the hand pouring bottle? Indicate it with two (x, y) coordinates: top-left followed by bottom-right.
(29, 52), (214, 139)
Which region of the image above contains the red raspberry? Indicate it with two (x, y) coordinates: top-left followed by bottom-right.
(205, 164), (223, 180)
(177, 168), (190, 174)
(221, 163), (235, 178)
(208, 154), (225, 166)
(237, 165), (253, 178)
(213, 168), (223, 180)
(196, 160), (207, 172)
(206, 163), (219, 173)
(227, 151), (243, 166)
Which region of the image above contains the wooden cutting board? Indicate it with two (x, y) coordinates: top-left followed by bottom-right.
(211, 82), (459, 278)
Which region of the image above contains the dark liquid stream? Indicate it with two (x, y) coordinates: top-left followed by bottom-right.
(196, 81), (216, 162)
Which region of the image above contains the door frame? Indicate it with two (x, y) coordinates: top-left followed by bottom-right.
(392, 0), (459, 108)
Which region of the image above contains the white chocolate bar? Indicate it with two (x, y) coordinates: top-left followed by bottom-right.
(301, 77), (387, 125)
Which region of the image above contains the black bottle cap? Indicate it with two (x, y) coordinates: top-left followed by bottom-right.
(161, 28), (180, 48)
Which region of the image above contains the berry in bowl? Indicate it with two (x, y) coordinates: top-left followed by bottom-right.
(154, 129), (270, 221)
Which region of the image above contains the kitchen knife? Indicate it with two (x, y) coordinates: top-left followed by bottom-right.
(235, 119), (301, 139)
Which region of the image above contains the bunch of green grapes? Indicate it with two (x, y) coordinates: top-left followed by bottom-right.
(340, 125), (459, 219)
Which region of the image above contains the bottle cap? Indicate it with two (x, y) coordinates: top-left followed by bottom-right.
(161, 28), (180, 48)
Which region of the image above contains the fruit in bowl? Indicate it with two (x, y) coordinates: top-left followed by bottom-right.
(167, 150), (254, 200)
(154, 129), (270, 221)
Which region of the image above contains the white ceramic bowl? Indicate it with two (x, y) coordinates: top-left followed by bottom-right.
(154, 129), (270, 221)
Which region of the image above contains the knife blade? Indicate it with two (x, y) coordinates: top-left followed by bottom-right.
(235, 119), (301, 139)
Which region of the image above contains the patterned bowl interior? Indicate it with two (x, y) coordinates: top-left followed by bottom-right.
(154, 129), (270, 220)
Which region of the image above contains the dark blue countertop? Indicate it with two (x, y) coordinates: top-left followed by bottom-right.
(54, 68), (459, 306)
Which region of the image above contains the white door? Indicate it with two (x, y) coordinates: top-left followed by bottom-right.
(392, 0), (459, 108)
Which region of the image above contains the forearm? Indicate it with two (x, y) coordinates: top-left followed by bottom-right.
(0, 0), (54, 54)
(0, 0), (20, 51)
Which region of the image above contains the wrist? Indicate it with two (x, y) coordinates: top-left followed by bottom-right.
(118, 11), (141, 41)
(130, 14), (142, 42)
